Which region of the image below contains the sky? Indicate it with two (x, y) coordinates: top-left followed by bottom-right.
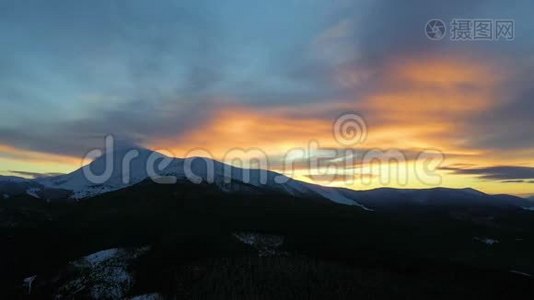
(1, 0), (533, 196)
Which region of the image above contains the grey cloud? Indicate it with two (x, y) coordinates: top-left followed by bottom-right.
(501, 180), (534, 184)
(0, 0), (229, 156)
(468, 81), (534, 150)
(0, 95), (219, 157)
(1, 0), (533, 159)
(441, 165), (534, 181)
(8, 170), (65, 179)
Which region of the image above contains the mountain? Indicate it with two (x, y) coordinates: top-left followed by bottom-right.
(0, 175), (71, 201)
(340, 187), (534, 211)
(0, 175), (28, 183)
(37, 147), (169, 199)
(0, 176), (33, 199)
(36, 147), (369, 209)
(29, 147), (534, 212)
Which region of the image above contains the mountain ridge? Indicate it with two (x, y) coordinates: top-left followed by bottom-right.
(2, 147), (533, 211)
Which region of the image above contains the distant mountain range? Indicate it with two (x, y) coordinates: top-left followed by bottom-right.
(2, 147), (533, 212)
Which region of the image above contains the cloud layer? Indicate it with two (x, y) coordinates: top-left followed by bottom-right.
(0, 0), (533, 195)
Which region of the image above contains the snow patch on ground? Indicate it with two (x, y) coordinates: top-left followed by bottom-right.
(23, 275), (37, 295)
(26, 188), (40, 199)
(474, 237), (499, 245)
(510, 270), (532, 277)
(521, 206), (534, 211)
(83, 248), (121, 265)
(55, 246), (150, 299)
(233, 232), (285, 256)
(130, 293), (164, 300)
(67, 184), (121, 200)
(314, 186), (373, 211)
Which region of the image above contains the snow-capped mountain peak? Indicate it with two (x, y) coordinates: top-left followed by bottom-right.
(38, 146), (171, 199)
(24, 147), (531, 212)
(34, 147), (371, 208)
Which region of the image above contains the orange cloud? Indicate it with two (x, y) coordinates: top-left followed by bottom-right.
(346, 55), (506, 152)
(153, 106), (336, 158)
(391, 57), (502, 87)
(152, 56), (505, 160)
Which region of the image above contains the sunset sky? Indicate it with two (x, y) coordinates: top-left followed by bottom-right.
(1, 0), (533, 196)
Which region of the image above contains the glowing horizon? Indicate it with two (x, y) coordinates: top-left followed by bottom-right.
(1, 1), (533, 197)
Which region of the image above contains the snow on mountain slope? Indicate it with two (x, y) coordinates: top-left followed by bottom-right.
(285, 179), (372, 210)
(0, 176), (46, 199)
(38, 147), (170, 199)
(32, 147), (530, 211)
(165, 157), (371, 209)
(36, 147), (371, 208)
(27, 247), (151, 298)
(26, 187), (41, 199)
